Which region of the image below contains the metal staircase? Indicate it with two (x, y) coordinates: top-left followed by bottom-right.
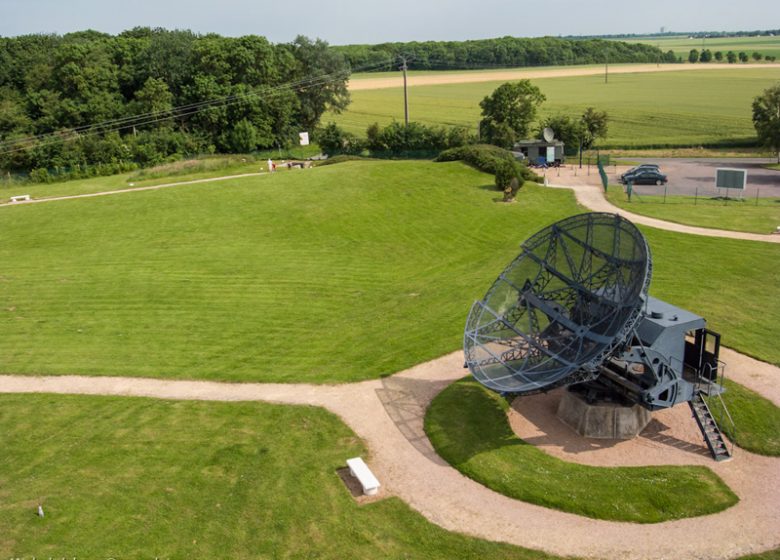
(689, 391), (733, 461)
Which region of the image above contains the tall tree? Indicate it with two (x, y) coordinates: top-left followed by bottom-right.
(479, 80), (546, 148)
(286, 36), (351, 132)
(752, 83), (780, 163)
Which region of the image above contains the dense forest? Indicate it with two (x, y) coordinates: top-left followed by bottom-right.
(332, 36), (676, 71)
(0, 28), (350, 177)
(0, 30), (676, 178)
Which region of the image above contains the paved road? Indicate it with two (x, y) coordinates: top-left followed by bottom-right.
(627, 158), (780, 198)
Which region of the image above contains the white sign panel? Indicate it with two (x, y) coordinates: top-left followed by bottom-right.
(715, 168), (747, 190)
(299, 132), (310, 146)
(546, 146), (555, 163)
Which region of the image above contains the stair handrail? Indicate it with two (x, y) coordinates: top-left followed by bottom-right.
(706, 360), (736, 457)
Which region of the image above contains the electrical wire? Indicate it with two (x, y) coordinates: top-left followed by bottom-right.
(0, 57), (396, 156)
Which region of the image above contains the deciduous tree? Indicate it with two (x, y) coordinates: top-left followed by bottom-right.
(479, 80), (546, 148)
(752, 83), (780, 163)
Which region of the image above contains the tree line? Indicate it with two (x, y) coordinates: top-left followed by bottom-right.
(688, 48), (777, 63)
(332, 36), (677, 71)
(0, 28), (350, 176)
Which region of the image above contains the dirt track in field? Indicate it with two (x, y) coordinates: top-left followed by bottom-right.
(348, 63), (780, 90)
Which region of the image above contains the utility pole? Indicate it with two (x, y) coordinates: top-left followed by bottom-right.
(604, 48), (609, 84)
(399, 55), (409, 125)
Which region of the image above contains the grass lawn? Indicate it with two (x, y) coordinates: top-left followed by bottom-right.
(642, 226), (780, 367)
(0, 149), (322, 204)
(425, 379), (738, 523)
(331, 68), (780, 148)
(1, 159), (779, 383)
(0, 160), (580, 382)
(0, 393), (558, 560)
(605, 188), (780, 234)
(707, 379), (780, 456)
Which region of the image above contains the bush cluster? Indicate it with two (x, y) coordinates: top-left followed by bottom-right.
(315, 121), (475, 158)
(436, 144), (541, 201)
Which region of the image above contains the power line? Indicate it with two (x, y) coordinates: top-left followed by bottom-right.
(0, 58), (394, 156)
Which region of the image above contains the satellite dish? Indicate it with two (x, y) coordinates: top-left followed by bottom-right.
(464, 213), (651, 394)
(542, 127), (555, 142)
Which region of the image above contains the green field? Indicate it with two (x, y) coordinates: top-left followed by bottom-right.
(625, 35), (780, 60)
(425, 379), (738, 522)
(1, 160), (779, 384)
(606, 188), (780, 234)
(332, 68), (780, 148)
(0, 393), (555, 560)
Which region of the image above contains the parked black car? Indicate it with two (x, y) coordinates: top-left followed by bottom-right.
(620, 164), (660, 181)
(621, 168), (668, 185)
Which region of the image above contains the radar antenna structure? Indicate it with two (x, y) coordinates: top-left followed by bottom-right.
(463, 213), (733, 460)
(464, 213), (650, 394)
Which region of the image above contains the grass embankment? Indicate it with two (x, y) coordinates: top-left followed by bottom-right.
(332, 68), (779, 148)
(605, 188), (780, 234)
(0, 151), (319, 204)
(0, 393), (556, 560)
(425, 379), (738, 523)
(707, 380), (780, 456)
(1, 159), (779, 382)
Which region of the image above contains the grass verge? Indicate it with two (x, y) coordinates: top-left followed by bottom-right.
(0, 393), (559, 559)
(605, 188), (780, 234)
(425, 379), (738, 523)
(707, 379), (780, 456)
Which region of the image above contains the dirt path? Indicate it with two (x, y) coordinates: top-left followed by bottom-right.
(0, 172), (265, 208)
(349, 63), (780, 90)
(1, 347), (778, 560)
(545, 166), (780, 243)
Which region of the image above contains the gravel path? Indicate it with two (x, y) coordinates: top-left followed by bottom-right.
(545, 166), (780, 243)
(1, 348), (778, 560)
(349, 63), (780, 91)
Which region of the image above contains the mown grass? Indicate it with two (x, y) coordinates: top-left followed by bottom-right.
(606, 188), (780, 234)
(425, 379), (738, 523)
(1, 159), (779, 383)
(624, 35), (780, 59)
(707, 379), (780, 456)
(0, 393), (558, 560)
(332, 68), (780, 148)
(642, 227), (780, 367)
(0, 160), (580, 382)
(0, 150), (319, 204)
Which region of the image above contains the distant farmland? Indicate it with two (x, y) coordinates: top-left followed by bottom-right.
(623, 35), (780, 60)
(331, 67), (780, 148)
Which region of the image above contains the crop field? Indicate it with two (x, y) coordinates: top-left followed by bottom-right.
(331, 68), (780, 148)
(1, 160), (779, 385)
(624, 35), (780, 60)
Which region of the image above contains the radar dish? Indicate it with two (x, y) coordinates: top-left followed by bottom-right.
(543, 127), (555, 142)
(464, 213), (652, 394)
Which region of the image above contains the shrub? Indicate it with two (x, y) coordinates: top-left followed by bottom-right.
(436, 144), (542, 187)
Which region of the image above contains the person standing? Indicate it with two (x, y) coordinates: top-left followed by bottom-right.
(267, 158), (274, 172)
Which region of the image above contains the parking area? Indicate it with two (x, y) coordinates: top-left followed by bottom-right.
(623, 158), (780, 198)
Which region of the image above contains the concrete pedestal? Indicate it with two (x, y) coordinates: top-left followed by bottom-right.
(556, 390), (652, 439)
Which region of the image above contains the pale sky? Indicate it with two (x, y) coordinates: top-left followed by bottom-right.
(0, 0), (777, 44)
